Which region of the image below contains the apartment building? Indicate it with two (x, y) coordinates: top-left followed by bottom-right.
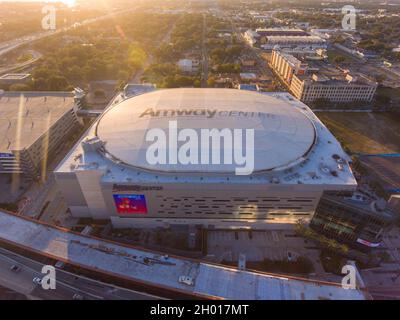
(270, 49), (377, 104)
(290, 73), (377, 104)
(270, 49), (308, 84)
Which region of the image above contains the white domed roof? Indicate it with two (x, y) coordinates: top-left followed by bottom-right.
(96, 88), (316, 174)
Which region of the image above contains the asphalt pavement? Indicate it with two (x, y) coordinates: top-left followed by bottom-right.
(0, 247), (162, 300)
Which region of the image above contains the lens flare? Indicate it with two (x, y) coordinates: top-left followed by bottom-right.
(62, 0), (76, 8)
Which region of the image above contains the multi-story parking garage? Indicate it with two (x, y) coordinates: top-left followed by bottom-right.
(0, 91), (82, 178)
(55, 88), (357, 229)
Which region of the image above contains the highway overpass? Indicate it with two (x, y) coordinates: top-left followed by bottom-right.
(0, 210), (370, 300)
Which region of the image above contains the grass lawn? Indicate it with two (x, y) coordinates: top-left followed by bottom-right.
(376, 86), (400, 100)
(222, 257), (314, 275)
(318, 112), (400, 154)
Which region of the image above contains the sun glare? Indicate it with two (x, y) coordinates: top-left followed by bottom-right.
(61, 0), (76, 8)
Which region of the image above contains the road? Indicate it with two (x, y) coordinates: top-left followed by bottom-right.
(332, 46), (400, 88)
(0, 50), (42, 75)
(0, 247), (97, 299)
(368, 286), (400, 300)
(130, 19), (178, 84)
(0, 8), (141, 59)
(0, 247), (162, 300)
(360, 227), (400, 300)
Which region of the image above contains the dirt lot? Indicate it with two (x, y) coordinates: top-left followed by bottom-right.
(317, 112), (400, 154)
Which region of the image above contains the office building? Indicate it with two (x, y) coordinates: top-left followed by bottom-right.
(311, 193), (396, 250)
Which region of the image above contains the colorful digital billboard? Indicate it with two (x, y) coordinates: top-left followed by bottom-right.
(113, 194), (148, 214)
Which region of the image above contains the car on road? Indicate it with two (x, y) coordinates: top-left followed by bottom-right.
(32, 277), (42, 285)
(72, 293), (84, 300)
(10, 265), (21, 273)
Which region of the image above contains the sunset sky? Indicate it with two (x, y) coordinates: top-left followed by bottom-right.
(0, 0), (76, 6)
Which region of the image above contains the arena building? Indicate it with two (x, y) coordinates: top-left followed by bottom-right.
(55, 88), (357, 229)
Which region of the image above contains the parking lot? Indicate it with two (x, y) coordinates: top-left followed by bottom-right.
(0, 175), (31, 204)
(206, 229), (322, 264)
(318, 112), (400, 154)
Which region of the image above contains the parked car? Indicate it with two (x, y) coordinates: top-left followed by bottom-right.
(32, 277), (42, 285)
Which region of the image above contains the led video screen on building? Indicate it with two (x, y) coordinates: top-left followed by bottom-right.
(113, 194), (148, 214)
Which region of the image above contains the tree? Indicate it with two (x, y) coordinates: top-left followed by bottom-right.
(295, 256), (314, 274)
(332, 55), (346, 64)
(216, 63), (241, 73)
(314, 97), (332, 109)
(0, 203), (18, 212)
(32, 78), (48, 91)
(117, 70), (130, 82)
(155, 44), (175, 63)
(226, 45), (243, 57)
(375, 75), (387, 84)
(210, 48), (225, 63)
(207, 76), (216, 87)
(66, 65), (84, 81)
(332, 35), (345, 44)
(33, 67), (52, 79)
(47, 75), (69, 91)
(161, 75), (176, 88)
(9, 83), (31, 91)
(85, 59), (108, 81)
(375, 93), (390, 104)
(173, 75), (194, 87)
(193, 79), (201, 88)
(128, 44), (147, 69)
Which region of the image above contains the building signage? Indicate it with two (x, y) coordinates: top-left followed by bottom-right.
(139, 108), (275, 120)
(113, 194), (148, 214)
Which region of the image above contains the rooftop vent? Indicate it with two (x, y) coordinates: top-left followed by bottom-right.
(73, 153), (82, 162)
(81, 137), (104, 153)
(320, 165), (330, 174)
(307, 172), (318, 179)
